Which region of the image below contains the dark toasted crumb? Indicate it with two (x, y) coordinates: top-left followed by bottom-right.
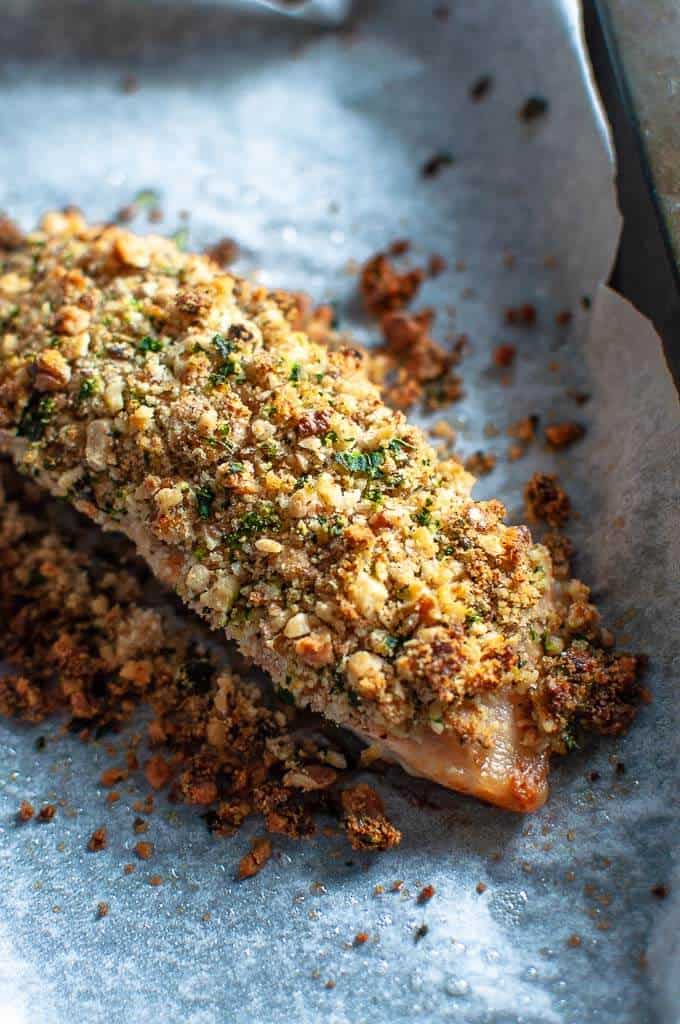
(508, 415), (539, 443)
(0, 215), (24, 250)
(588, 770), (601, 783)
(493, 343), (516, 367)
(340, 784), (401, 851)
(17, 800), (34, 822)
(354, 931), (369, 945)
(505, 303), (536, 326)
(116, 204), (136, 224)
(134, 841), (154, 861)
(96, 901), (109, 918)
(324, 980), (336, 990)
(417, 884), (435, 904)
(88, 827), (108, 852)
(148, 874), (163, 886)
(123, 863), (136, 875)
(205, 237), (240, 269)
(567, 933), (582, 948)
(100, 767), (128, 788)
(133, 817), (149, 834)
(427, 253), (447, 277)
(414, 923), (429, 942)
(120, 73), (139, 95)
(237, 836), (273, 880)
(37, 803), (56, 823)
(391, 880), (404, 892)
(525, 472), (571, 527)
(567, 389), (591, 406)
(519, 96), (549, 122)
(545, 422), (585, 449)
(360, 252), (424, 316)
(388, 238), (411, 256)
(469, 75), (493, 101)
(476, 881), (487, 894)
(421, 151), (455, 178)
(556, 310), (573, 326)
(651, 884), (668, 900)
(464, 450), (496, 476)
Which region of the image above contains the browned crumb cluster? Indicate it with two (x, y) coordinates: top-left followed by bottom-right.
(525, 472), (571, 527)
(359, 249), (463, 411)
(0, 213), (645, 812)
(0, 465), (400, 852)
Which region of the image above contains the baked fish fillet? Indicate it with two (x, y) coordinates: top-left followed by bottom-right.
(0, 212), (642, 811)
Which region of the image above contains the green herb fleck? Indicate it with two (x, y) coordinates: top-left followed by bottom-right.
(78, 377), (99, 401)
(289, 363), (301, 382)
(138, 335), (163, 353)
(17, 395), (55, 441)
(195, 485), (215, 520)
(335, 449), (385, 479)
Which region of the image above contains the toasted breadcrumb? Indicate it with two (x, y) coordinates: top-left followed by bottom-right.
(525, 473), (571, 527)
(237, 837), (273, 880)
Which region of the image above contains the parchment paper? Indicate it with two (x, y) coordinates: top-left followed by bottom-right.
(0, 2), (678, 1022)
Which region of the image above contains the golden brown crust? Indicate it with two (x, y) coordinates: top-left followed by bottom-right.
(0, 213), (643, 766)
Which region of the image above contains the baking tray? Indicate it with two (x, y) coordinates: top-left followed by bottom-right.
(0, 3), (678, 1023)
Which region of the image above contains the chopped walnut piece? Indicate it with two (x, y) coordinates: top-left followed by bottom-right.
(237, 837), (273, 880)
(340, 783), (401, 852)
(525, 473), (571, 527)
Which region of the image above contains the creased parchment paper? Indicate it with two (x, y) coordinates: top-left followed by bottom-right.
(0, 2), (678, 1022)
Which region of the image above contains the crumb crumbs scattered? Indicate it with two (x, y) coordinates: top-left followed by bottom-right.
(421, 151), (455, 178)
(96, 901), (109, 919)
(340, 784), (401, 851)
(476, 881), (487, 894)
(373, 884), (385, 896)
(567, 934), (582, 948)
(651, 884), (668, 900)
(37, 803), (56, 823)
(414, 923), (429, 942)
(17, 800), (34, 822)
(133, 816), (149, 834)
(134, 841), (154, 861)
(360, 252), (424, 317)
(205, 237), (240, 269)
(525, 472), (571, 527)
(464, 450), (496, 476)
(417, 884), (435, 904)
(469, 75), (493, 101)
(123, 863), (136, 875)
(148, 874), (163, 887)
(427, 253), (447, 277)
(545, 422), (585, 449)
(354, 931), (369, 945)
(493, 343), (516, 367)
(505, 303), (536, 326)
(88, 827), (108, 852)
(519, 96), (549, 122)
(556, 310), (573, 326)
(237, 836), (273, 880)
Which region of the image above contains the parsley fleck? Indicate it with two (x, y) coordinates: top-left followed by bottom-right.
(289, 363), (301, 382)
(138, 335), (163, 353)
(17, 394), (55, 441)
(212, 334), (233, 359)
(335, 449), (385, 478)
(78, 377), (99, 401)
(195, 485), (215, 520)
